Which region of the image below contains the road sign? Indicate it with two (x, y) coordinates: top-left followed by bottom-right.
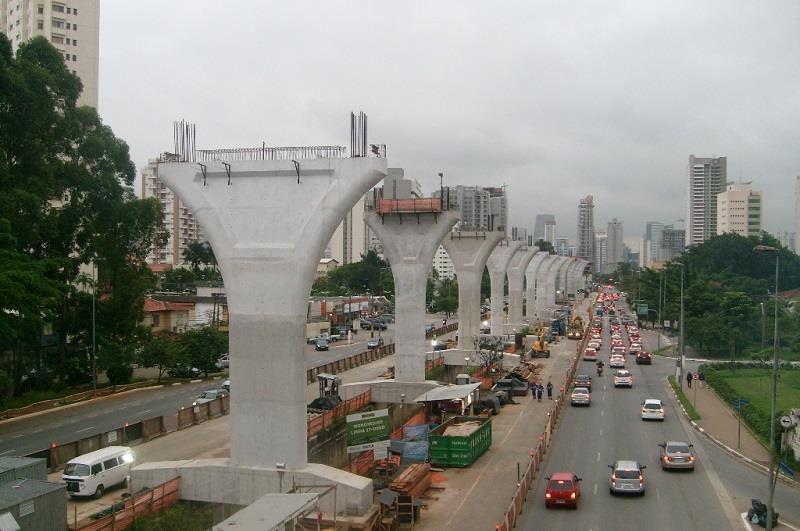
(731, 398), (750, 410)
(780, 415), (794, 429)
(346, 408), (390, 450)
(637, 303), (648, 316)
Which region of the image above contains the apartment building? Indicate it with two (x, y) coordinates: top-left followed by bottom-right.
(688, 155), (726, 246)
(716, 183), (762, 237)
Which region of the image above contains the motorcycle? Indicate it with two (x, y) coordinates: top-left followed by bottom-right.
(596, 364), (604, 376)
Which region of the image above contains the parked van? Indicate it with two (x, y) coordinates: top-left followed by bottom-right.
(62, 446), (133, 498)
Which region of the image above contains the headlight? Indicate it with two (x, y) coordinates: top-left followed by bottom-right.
(122, 452), (134, 464)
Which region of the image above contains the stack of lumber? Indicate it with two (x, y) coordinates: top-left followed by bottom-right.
(442, 421), (482, 437)
(390, 463), (432, 497)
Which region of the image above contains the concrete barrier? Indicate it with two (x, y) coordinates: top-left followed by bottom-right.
(142, 417), (163, 440)
(177, 408), (193, 430)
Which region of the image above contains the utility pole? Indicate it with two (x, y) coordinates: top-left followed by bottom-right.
(91, 262), (97, 397)
(679, 263), (685, 385)
(656, 269), (663, 351)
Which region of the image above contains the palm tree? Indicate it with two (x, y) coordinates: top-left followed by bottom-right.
(183, 241), (207, 272)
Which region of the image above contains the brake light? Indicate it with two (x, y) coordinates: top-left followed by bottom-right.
(570, 492), (576, 499)
(611, 474), (616, 480)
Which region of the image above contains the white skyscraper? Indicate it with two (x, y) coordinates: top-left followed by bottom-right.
(1, 0), (99, 108)
(594, 231), (608, 274)
(141, 159), (204, 267)
(577, 196), (595, 269)
(688, 155), (726, 246)
(607, 218), (624, 269)
(432, 245), (455, 279)
(716, 183), (762, 237)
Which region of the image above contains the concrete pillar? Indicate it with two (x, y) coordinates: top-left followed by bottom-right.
(564, 259), (580, 297)
(506, 247), (538, 329)
(534, 255), (558, 320)
(524, 252), (549, 322)
(159, 158), (386, 470)
(443, 231), (505, 350)
(486, 241), (523, 335)
(365, 211), (458, 382)
(556, 258), (573, 301)
(545, 256), (570, 308)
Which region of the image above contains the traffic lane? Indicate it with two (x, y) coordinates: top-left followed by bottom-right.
(519, 356), (732, 529)
(0, 380), (218, 456)
(305, 328), (395, 368)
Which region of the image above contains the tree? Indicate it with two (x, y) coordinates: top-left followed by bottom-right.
(179, 327), (228, 376)
(138, 334), (184, 383)
(535, 239), (555, 254)
(182, 242), (209, 272)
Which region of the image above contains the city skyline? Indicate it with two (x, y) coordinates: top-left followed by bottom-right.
(92, 2), (799, 241)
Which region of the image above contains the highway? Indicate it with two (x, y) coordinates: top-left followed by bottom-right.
(0, 318), (408, 458)
(517, 303), (740, 530)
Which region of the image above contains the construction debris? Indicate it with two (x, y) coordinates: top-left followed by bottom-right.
(390, 463), (432, 498)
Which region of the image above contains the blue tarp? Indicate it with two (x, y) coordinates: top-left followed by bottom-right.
(403, 424), (430, 441)
(402, 441), (429, 462)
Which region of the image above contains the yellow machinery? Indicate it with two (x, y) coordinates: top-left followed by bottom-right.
(567, 316), (584, 340)
(531, 337), (550, 358)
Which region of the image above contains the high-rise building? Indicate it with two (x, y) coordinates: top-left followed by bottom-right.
(1, 0), (99, 108)
(688, 155), (726, 246)
(777, 231), (796, 253)
(660, 228), (686, 262)
(795, 177), (800, 254)
(644, 221), (673, 264)
(594, 231), (608, 274)
(438, 185), (507, 232)
(432, 245), (455, 279)
(534, 214), (556, 243)
(716, 183), (762, 237)
(555, 237), (570, 256)
(328, 194), (369, 264)
(607, 218), (624, 269)
(511, 226), (528, 243)
(577, 196), (595, 270)
(141, 159), (204, 267)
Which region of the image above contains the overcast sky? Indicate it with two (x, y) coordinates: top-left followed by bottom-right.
(98, 1), (800, 247)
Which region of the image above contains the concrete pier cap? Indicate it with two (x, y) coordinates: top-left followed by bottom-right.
(158, 156), (387, 470)
(486, 240), (523, 335)
(365, 208), (458, 382)
(506, 246), (539, 330)
(442, 230), (505, 350)
(523, 251), (549, 323)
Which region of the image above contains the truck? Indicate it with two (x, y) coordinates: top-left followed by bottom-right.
(567, 316), (584, 340)
(530, 337), (550, 358)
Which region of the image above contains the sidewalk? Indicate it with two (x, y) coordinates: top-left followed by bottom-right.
(683, 380), (771, 465)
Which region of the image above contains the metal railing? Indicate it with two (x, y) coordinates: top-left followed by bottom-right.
(197, 145), (347, 161)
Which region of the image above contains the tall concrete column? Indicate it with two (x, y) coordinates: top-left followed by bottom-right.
(506, 247), (538, 329)
(366, 211), (458, 382)
(545, 256), (570, 307)
(524, 252), (549, 322)
(159, 158), (386, 470)
(486, 241), (523, 335)
(535, 255), (558, 319)
(565, 259), (580, 297)
(443, 231), (504, 349)
(557, 258), (573, 300)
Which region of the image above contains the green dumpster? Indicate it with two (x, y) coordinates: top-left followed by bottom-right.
(428, 416), (492, 467)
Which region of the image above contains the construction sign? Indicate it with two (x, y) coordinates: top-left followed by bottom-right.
(347, 408), (390, 453)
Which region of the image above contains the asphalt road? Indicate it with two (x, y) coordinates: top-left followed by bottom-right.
(516, 305), (740, 531)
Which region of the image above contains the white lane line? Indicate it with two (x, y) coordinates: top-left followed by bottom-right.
(75, 426), (94, 434)
(596, 452), (600, 462)
(0, 450), (15, 456)
(12, 434), (23, 439)
(601, 410), (605, 417)
(138, 409), (153, 416)
(593, 483), (598, 496)
(656, 489), (661, 500)
(599, 429), (603, 436)
(31, 429), (43, 434)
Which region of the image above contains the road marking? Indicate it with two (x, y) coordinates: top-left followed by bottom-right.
(596, 452), (600, 462)
(75, 426), (94, 434)
(656, 489), (661, 500)
(601, 410), (604, 417)
(12, 434), (23, 439)
(593, 483), (597, 495)
(599, 429), (603, 436)
(0, 450), (15, 456)
(139, 409), (152, 416)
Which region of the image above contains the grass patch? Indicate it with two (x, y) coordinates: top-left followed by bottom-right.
(667, 375), (701, 421)
(425, 365), (446, 380)
(4, 389), (64, 410)
(652, 346), (672, 356)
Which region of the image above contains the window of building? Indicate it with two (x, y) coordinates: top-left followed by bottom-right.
(37, 20), (43, 29)
(52, 18), (64, 28)
(65, 37), (70, 44)
(37, 5), (43, 14)
(51, 35), (63, 44)
(152, 314), (160, 326)
(66, 22), (70, 29)
(73, 23), (77, 30)
(74, 8), (78, 15)
(72, 38), (76, 45)
(66, 7), (71, 14)
(52, 3), (64, 13)
(72, 54), (76, 61)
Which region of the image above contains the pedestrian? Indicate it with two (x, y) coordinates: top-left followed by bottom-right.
(686, 371), (693, 389)
(546, 381), (553, 400)
(698, 371), (706, 389)
(536, 384), (543, 402)
(530, 381), (536, 398)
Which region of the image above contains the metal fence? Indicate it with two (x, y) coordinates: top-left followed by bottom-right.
(307, 390), (371, 438)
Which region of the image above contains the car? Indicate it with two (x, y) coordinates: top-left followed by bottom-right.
(658, 441), (696, 470)
(222, 379), (230, 392)
(608, 460), (646, 495)
(359, 319), (374, 330)
(193, 389), (226, 406)
(583, 348), (598, 361)
(315, 338), (329, 351)
(570, 387), (591, 406)
(168, 365), (201, 378)
(587, 339), (601, 350)
(544, 472), (582, 508)
(613, 369), (633, 388)
(641, 399), (665, 421)
(367, 337), (384, 349)
(611, 346), (627, 356)
(609, 355), (626, 368)
(216, 354), (230, 369)
(572, 374), (592, 391)
(365, 320), (386, 331)
(635, 351), (652, 365)
(628, 343), (642, 355)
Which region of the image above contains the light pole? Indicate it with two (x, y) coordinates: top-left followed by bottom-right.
(91, 262), (97, 397)
(656, 269), (663, 351)
(674, 262), (685, 385)
(754, 244), (780, 531)
(760, 301), (766, 351)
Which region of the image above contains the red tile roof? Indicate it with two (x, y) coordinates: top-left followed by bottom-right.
(144, 298), (194, 312)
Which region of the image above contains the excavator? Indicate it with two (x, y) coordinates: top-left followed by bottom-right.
(529, 324), (551, 358)
(567, 315), (584, 340)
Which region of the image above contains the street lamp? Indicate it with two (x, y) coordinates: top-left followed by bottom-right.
(672, 262), (685, 385)
(754, 244), (780, 531)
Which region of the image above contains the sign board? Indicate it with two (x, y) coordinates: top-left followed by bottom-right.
(107, 431), (117, 443)
(347, 408), (390, 450)
(664, 320), (670, 328)
(780, 416), (794, 429)
(637, 303), (648, 316)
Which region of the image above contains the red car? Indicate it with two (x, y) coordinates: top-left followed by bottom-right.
(544, 472), (583, 508)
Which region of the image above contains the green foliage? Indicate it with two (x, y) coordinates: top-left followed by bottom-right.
(480, 266), (491, 302)
(0, 34), (165, 390)
(667, 375), (701, 421)
(179, 327), (228, 376)
(535, 239), (555, 254)
(138, 334), (184, 383)
(161, 267), (197, 292)
(0, 370), (13, 409)
(105, 364), (133, 386)
(311, 250), (393, 298)
(431, 277), (459, 316)
(425, 365), (446, 380)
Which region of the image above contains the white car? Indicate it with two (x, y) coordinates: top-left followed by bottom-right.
(583, 348), (598, 361)
(609, 355), (626, 368)
(588, 339), (602, 349)
(193, 389), (226, 406)
(642, 399), (665, 421)
(613, 369), (633, 388)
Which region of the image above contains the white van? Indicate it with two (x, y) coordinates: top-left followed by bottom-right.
(62, 446), (133, 498)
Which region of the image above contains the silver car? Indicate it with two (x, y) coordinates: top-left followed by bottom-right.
(659, 441), (696, 470)
(570, 387), (591, 407)
(608, 460), (646, 495)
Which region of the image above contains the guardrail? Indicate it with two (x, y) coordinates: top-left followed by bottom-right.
(69, 477), (180, 530)
(307, 390), (371, 438)
(495, 303), (589, 530)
